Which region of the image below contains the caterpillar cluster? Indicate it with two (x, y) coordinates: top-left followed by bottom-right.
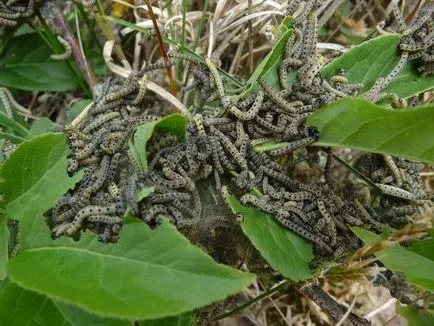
(45, 74), (162, 243)
(353, 153), (430, 228)
(391, 1), (433, 76)
(45, 0), (431, 258)
(0, 0), (38, 27)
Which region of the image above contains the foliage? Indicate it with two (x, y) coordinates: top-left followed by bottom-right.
(228, 196), (313, 281)
(307, 98), (434, 163)
(0, 133), (83, 222)
(0, 218), (7, 280)
(396, 305), (434, 326)
(8, 221), (254, 319)
(352, 227), (434, 291)
(0, 34), (81, 92)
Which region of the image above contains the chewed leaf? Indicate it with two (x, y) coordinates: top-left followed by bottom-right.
(8, 221), (254, 319)
(228, 196), (313, 281)
(307, 98), (434, 163)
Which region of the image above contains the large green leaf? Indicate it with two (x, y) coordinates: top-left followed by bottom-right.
(0, 279), (193, 326)
(408, 229), (434, 261)
(132, 113), (187, 173)
(0, 34), (80, 91)
(352, 227), (434, 291)
(307, 98), (434, 163)
(8, 220), (254, 320)
(227, 196), (313, 281)
(0, 280), (69, 326)
(0, 218), (8, 280)
(0, 133), (82, 221)
(246, 30), (433, 100)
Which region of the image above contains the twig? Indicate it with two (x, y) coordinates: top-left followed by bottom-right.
(300, 284), (370, 326)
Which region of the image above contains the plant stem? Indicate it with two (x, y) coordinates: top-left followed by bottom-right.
(41, 2), (97, 92)
(144, 0), (177, 96)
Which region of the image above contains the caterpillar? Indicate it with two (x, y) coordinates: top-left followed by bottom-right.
(51, 35), (72, 61)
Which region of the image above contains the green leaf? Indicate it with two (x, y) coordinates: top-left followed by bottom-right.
(29, 118), (55, 136)
(0, 102), (30, 138)
(139, 312), (193, 326)
(385, 60), (434, 99)
(0, 133), (82, 221)
(351, 227), (434, 291)
(397, 305), (434, 326)
(56, 300), (193, 326)
(53, 301), (130, 326)
(227, 196), (313, 281)
(408, 229), (434, 261)
(0, 218), (8, 280)
(155, 113), (188, 142)
(0, 34), (80, 91)
(0, 279), (133, 326)
(69, 99), (92, 120)
(321, 34), (434, 99)
(135, 186), (155, 202)
(306, 98), (434, 163)
(0, 280), (69, 326)
(252, 33), (434, 99)
(8, 221), (254, 320)
(0, 279), (192, 326)
(321, 34), (402, 94)
(132, 113), (187, 173)
(253, 141), (290, 153)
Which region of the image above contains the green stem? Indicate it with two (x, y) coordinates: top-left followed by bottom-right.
(331, 153), (380, 192)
